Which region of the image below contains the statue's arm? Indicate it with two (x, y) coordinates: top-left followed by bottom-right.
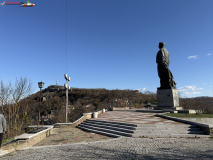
(161, 50), (169, 67)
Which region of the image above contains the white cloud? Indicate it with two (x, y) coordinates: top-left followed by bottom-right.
(207, 53), (211, 56)
(196, 88), (204, 90)
(188, 55), (198, 59)
(140, 88), (146, 92)
(178, 85), (203, 91)
(178, 85), (203, 95)
(185, 91), (200, 95)
(203, 83), (207, 84)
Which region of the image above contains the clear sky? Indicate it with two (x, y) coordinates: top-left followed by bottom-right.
(1, 0), (213, 98)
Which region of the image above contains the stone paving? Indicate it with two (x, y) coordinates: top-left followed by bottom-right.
(94, 110), (184, 125)
(33, 127), (113, 147)
(1, 137), (213, 160)
(1, 109), (213, 159)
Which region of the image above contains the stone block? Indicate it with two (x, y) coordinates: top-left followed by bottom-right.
(157, 97), (164, 102)
(157, 89), (179, 107)
(157, 102), (165, 106)
(164, 96), (173, 102)
(174, 100), (179, 106)
(188, 110), (196, 114)
(157, 89), (173, 94)
(157, 93), (165, 98)
(165, 102), (174, 106)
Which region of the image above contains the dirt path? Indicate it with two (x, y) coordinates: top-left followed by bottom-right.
(33, 126), (114, 147)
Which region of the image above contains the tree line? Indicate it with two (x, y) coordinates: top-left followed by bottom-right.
(1, 77), (212, 139)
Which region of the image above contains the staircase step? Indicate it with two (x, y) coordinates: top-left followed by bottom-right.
(132, 134), (210, 138)
(134, 130), (206, 134)
(80, 123), (135, 133)
(77, 126), (123, 138)
(86, 119), (137, 127)
(137, 124), (197, 128)
(77, 125), (133, 137)
(83, 121), (136, 130)
(76, 118), (209, 138)
(135, 127), (201, 131)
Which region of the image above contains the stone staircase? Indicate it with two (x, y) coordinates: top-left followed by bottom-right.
(133, 124), (210, 138)
(77, 119), (135, 138)
(77, 119), (210, 138)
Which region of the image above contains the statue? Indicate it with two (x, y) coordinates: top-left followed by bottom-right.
(156, 42), (177, 90)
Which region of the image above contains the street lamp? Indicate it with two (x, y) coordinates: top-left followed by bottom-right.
(38, 81), (44, 129)
(64, 73), (70, 123)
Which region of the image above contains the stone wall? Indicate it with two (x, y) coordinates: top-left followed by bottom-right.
(197, 126), (213, 137)
(181, 118), (213, 125)
(1, 128), (53, 154)
(54, 114), (92, 128)
(1, 108), (115, 155)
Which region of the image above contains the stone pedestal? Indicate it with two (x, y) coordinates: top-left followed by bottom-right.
(157, 89), (179, 107)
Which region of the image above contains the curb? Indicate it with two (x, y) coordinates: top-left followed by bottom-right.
(156, 113), (213, 137)
(156, 113), (213, 128)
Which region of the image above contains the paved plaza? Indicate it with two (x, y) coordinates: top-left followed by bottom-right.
(92, 110), (184, 125)
(1, 109), (213, 159)
(1, 137), (213, 160)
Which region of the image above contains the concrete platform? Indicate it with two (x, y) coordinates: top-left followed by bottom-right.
(154, 106), (183, 111)
(93, 109), (185, 125)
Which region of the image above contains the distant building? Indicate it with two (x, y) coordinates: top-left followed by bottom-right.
(35, 96), (47, 101)
(42, 85), (71, 93)
(113, 99), (125, 107)
(86, 104), (95, 109)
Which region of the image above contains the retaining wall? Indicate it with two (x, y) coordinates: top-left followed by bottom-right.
(157, 113), (213, 137)
(1, 127), (53, 154)
(180, 118), (213, 125)
(1, 107), (110, 153)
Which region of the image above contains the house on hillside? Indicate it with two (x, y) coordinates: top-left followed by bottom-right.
(86, 104), (96, 110)
(113, 99), (125, 107)
(42, 85), (72, 93)
(35, 96), (47, 101)
(113, 99), (128, 107)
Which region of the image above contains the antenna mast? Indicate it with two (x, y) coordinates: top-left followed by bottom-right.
(66, 0), (67, 73)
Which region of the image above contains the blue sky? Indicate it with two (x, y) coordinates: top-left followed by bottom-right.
(1, 0), (213, 98)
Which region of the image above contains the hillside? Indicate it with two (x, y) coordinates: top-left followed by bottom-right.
(182, 96), (213, 107)
(19, 85), (156, 125)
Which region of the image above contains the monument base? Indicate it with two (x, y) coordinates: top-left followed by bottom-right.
(155, 89), (202, 114)
(157, 89), (179, 107)
(153, 107), (202, 114)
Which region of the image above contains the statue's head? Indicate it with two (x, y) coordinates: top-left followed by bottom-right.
(158, 42), (165, 49)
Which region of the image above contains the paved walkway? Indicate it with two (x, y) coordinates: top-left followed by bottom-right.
(1, 109), (213, 159)
(1, 137), (213, 159)
(93, 109), (184, 125)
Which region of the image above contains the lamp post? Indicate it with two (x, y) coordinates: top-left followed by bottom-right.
(64, 73), (70, 123)
(38, 81), (44, 129)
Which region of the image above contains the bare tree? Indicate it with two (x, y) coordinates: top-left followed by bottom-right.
(1, 76), (34, 138)
(12, 76), (34, 103)
(0, 79), (13, 114)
